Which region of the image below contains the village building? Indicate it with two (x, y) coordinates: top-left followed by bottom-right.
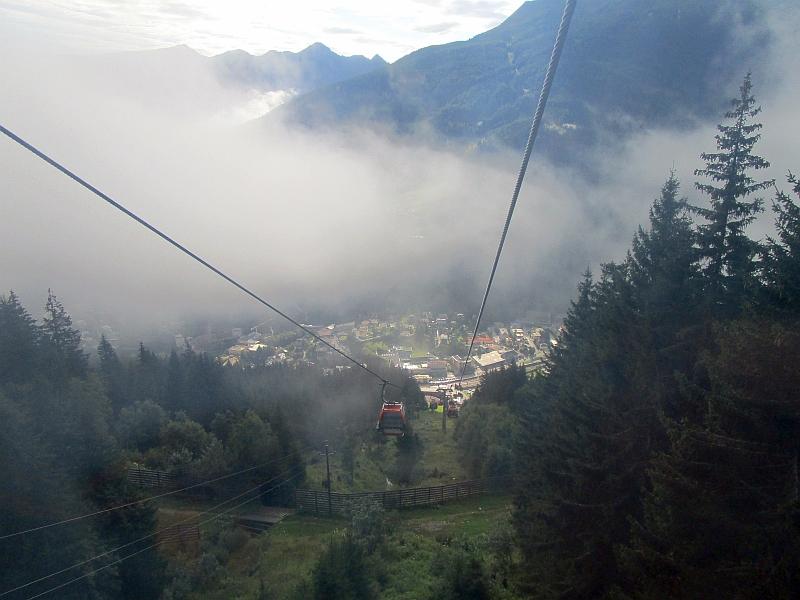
(472, 350), (506, 374)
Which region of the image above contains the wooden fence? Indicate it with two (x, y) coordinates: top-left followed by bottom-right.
(127, 468), (178, 489)
(295, 475), (512, 514)
(158, 523), (201, 547)
(126, 468), (207, 490)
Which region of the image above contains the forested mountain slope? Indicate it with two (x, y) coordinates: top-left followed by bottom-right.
(273, 0), (772, 159)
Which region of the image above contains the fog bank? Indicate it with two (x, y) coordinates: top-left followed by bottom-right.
(1, 12), (798, 332)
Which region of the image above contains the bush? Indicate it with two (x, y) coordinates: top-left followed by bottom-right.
(345, 497), (393, 553)
(311, 533), (376, 600)
(218, 527), (251, 555)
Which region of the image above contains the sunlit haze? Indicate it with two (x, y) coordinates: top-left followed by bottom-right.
(0, 0), (515, 62)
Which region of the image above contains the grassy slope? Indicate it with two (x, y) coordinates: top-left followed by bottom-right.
(303, 408), (467, 493)
(155, 410), (514, 599)
(186, 494), (516, 600)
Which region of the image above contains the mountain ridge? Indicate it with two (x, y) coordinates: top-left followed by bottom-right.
(78, 42), (387, 97)
(269, 0), (774, 159)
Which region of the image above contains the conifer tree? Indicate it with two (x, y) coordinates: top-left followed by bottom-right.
(0, 291), (41, 384)
(164, 348), (185, 414)
(41, 290), (87, 379)
(629, 171), (698, 312)
(514, 265), (659, 597)
(620, 319), (800, 599)
(692, 73), (773, 308)
(628, 172), (703, 399)
(97, 335), (119, 373)
(97, 335), (126, 411)
(762, 173), (800, 314)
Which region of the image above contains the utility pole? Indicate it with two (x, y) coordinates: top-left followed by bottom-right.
(319, 441), (336, 514)
(442, 390), (448, 434)
(429, 388), (449, 434)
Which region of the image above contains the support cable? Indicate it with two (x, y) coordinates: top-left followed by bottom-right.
(2, 461), (307, 599)
(0, 123), (397, 389)
(0, 441), (323, 541)
(21, 467), (307, 600)
(459, 0), (577, 384)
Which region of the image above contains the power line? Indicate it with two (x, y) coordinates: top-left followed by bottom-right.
(0, 123), (397, 390)
(2, 460), (307, 599)
(21, 467), (308, 600)
(0, 441), (323, 541)
(459, 0), (577, 384)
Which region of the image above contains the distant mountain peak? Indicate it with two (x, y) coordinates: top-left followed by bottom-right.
(301, 42), (334, 54)
(210, 42), (387, 94)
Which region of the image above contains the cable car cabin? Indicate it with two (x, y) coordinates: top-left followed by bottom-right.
(377, 402), (406, 436)
(447, 404), (460, 418)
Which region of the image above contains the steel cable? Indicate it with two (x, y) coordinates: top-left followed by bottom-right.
(0, 123), (396, 388)
(21, 467), (308, 600)
(0, 441), (323, 541)
(459, 0), (577, 384)
(2, 460), (308, 599)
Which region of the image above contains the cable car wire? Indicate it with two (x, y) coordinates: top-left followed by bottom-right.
(459, 0), (577, 384)
(2, 460), (307, 599)
(20, 467), (307, 600)
(0, 440), (323, 541)
(0, 122), (397, 389)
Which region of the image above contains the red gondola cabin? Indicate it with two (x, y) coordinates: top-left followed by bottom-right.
(377, 402), (406, 436)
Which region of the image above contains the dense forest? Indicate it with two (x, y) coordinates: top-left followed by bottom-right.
(0, 288), (421, 599)
(2, 73), (800, 599)
(508, 74), (800, 598)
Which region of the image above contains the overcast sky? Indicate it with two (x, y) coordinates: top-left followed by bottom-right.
(0, 0), (516, 62)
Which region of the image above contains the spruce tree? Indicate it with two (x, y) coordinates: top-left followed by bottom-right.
(629, 171), (698, 312)
(692, 73), (773, 308)
(97, 335), (126, 412)
(762, 173), (800, 314)
(0, 291), (41, 384)
(41, 290), (87, 380)
(514, 265), (659, 597)
(620, 319), (800, 599)
(628, 172), (703, 405)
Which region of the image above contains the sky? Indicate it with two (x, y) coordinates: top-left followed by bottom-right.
(0, 0), (516, 62)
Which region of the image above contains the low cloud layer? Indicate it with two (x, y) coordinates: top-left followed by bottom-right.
(1, 7), (798, 335)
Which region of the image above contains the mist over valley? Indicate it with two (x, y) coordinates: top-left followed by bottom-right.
(2, 0), (798, 337)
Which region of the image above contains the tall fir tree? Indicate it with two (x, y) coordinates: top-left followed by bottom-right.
(692, 73), (773, 309)
(97, 335), (126, 412)
(619, 319), (800, 599)
(41, 290), (87, 380)
(629, 171), (699, 317)
(0, 291), (41, 384)
(762, 173), (800, 314)
(514, 264), (661, 598)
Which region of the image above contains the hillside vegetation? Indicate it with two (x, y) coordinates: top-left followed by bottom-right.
(274, 0), (771, 159)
